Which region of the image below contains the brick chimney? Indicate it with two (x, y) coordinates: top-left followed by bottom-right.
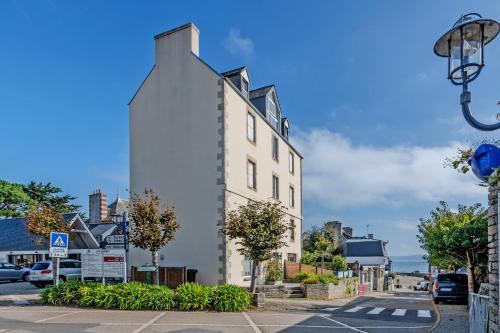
(89, 189), (107, 223)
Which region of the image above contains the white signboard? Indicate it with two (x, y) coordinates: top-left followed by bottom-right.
(105, 244), (125, 249)
(49, 247), (68, 258)
(105, 235), (125, 244)
(81, 249), (126, 279)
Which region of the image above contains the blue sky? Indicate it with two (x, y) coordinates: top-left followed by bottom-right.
(1, 0), (499, 255)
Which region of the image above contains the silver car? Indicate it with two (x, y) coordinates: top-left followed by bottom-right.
(28, 259), (81, 288)
(0, 263), (30, 282)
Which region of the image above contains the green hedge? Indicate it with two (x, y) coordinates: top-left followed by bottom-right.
(295, 272), (340, 285)
(41, 281), (250, 312)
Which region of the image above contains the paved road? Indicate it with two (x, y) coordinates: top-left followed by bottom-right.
(0, 282), (436, 332)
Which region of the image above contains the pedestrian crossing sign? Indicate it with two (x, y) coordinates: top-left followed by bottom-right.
(50, 232), (68, 249)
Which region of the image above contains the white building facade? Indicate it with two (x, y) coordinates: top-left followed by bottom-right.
(129, 23), (302, 286)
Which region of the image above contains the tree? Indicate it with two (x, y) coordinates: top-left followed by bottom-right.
(0, 180), (31, 218)
(417, 201), (488, 292)
(315, 236), (332, 271)
(23, 181), (80, 214)
(129, 189), (179, 285)
(331, 255), (348, 272)
(223, 200), (289, 293)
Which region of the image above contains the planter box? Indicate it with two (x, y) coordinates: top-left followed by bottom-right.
(304, 277), (359, 300)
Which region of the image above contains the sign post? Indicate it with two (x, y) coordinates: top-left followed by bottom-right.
(49, 232), (68, 286)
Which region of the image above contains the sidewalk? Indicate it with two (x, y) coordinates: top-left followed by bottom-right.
(431, 303), (469, 332)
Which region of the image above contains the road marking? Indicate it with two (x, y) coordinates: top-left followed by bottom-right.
(8, 296), (30, 305)
(321, 316), (367, 333)
(367, 307), (385, 314)
(0, 329), (7, 332)
(35, 311), (83, 323)
(345, 306), (365, 313)
(242, 312), (262, 333)
(130, 312), (166, 333)
(417, 310), (431, 318)
(324, 307), (339, 311)
(392, 309), (407, 316)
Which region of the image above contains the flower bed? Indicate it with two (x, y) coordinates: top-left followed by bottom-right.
(41, 280), (251, 312)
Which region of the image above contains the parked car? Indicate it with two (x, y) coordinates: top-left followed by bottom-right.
(28, 259), (81, 288)
(0, 263), (30, 282)
(414, 280), (429, 291)
(432, 273), (468, 304)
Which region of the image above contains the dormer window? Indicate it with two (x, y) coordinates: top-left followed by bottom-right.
(241, 78), (249, 98)
(268, 98), (278, 129)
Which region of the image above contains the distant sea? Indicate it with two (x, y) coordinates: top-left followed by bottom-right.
(391, 255), (429, 273)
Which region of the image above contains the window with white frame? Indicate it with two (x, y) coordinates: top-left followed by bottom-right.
(290, 219), (295, 242)
(272, 175), (279, 199)
(247, 160), (256, 189)
(247, 112), (255, 142)
(241, 78), (249, 98)
(289, 152), (294, 174)
(243, 256), (252, 276)
(289, 185), (295, 208)
(268, 98), (278, 129)
(272, 136), (279, 161)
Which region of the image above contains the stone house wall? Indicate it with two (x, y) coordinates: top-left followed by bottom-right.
(489, 180), (499, 333)
(304, 277), (360, 300)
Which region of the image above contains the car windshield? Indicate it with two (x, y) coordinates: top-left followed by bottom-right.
(32, 263), (50, 270)
(438, 274), (467, 283)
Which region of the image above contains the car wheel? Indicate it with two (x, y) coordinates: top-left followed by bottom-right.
(22, 273), (29, 282)
(10, 279), (18, 283)
(34, 283), (44, 288)
(58, 276), (66, 284)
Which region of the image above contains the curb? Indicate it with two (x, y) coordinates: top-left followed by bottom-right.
(428, 297), (441, 332)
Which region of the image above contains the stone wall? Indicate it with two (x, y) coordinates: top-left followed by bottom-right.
(304, 277), (359, 300)
(489, 180), (499, 333)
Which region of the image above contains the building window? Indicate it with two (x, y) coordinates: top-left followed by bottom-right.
(272, 136), (279, 161)
(289, 185), (295, 208)
(287, 253), (297, 262)
(247, 112), (255, 143)
(268, 98), (278, 129)
(247, 160), (256, 189)
(243, 256), (252, 276)
(272, 175), (279, 199)
(289, 152), (294, 174)
(241, 78), (249, 98)
(290, 219), (295, 242)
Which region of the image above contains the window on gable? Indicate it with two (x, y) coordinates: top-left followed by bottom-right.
(272, 136), (279, 161)
(268, 98), (278, 129)
(241, 78), (249, 98)
(272, 175), (279, 200)
(247, 112), (255, 142)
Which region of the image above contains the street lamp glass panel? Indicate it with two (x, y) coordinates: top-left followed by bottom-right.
(448, 23), (484, 84)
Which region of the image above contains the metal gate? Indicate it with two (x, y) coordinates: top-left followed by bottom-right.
(469, 293), (489, 333)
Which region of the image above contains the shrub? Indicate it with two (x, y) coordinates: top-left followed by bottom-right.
(300, 251), (319, 265)
(175, 282), (210, 311)
(303, 277), (320, 284)
(41, 280), (86, 305)
(210, 285), (251, 312)
(266, 263), (282, 282)
(317, 273), (340, 285)
(295, 272), (313, 282)
(330, 255), (348, 272)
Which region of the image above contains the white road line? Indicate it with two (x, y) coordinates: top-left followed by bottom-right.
(130, 312), (166, 333)
(8, 296), (30, 305)
(242, 312), (262, 333)
(367, 307), (385, 314)
(0, 329), (7, 332)
(344, 306), (365, 313)
(35, 311), (83, 323)
(417, 310), (431, 318)
(321, 316), (367, 333)
(392, 309), (407, 316)
(324, 307), (339, 311)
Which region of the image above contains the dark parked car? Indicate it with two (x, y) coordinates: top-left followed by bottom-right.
(432, 273), (468, 304)
(0, 263), (30, 282)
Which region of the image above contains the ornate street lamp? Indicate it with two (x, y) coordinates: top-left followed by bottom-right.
(434, 13), (500, 131)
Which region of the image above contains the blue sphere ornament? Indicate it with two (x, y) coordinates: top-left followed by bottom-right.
(467, 144), (500, 182)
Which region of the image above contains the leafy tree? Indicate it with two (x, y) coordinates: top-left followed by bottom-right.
(23, 181), (80, 214)
(129, 189), (179, 285)
(315, 236), (333, 271)
(303, 223), (341, 256)
(222, 200), (289, 293)
(331, 254), (348, 272)
(417, 201), (487, 292)
(300, 251), (320, 265)
(0, 180), (31, 218)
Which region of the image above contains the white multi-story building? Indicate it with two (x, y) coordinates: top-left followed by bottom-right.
(129, 23), (302, 286)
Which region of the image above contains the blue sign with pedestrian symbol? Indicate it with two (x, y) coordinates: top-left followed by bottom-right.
(50, 232), (68, 249)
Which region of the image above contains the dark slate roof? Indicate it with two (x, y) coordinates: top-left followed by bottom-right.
(249, 85), (274, 99)
(0, 213), (78, 251)
(346, 240), (387, 257)
(221, 66), (247, 77)
(90, 224), (117, 237)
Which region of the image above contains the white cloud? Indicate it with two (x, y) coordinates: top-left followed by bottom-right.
(292, 128), (485, 209)
(223, 28), (254, 59)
